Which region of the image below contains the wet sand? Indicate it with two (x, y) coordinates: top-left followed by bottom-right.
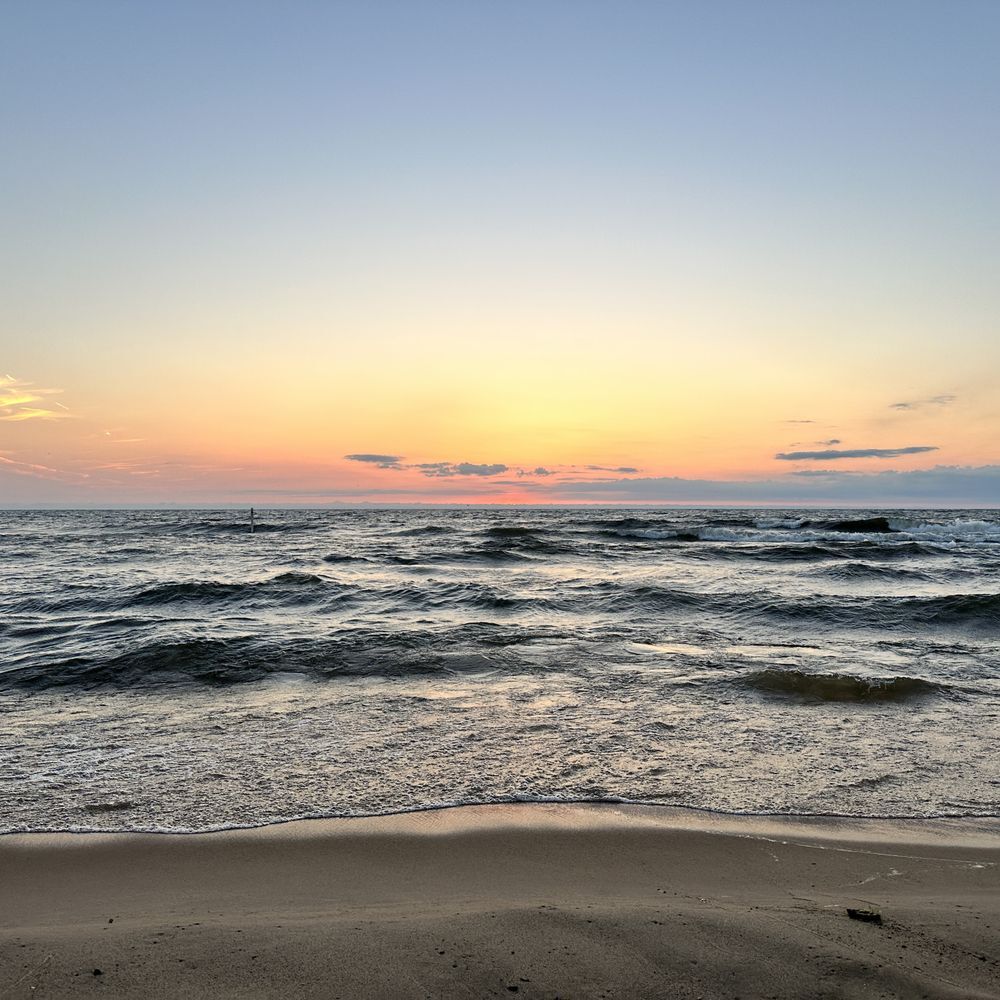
(1, 804), (998, 999)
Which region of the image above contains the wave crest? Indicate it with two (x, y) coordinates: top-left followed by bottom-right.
(0, 625), (563, 690)
(743, 668), (940, 702)
(128, 572), (331, 606)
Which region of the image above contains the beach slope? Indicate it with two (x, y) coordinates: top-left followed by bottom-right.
(2, 805), (998, 999)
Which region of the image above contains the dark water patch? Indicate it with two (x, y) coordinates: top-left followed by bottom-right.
(468, 534), (576, 559)
(584, 515), (754, 532)
(898, 593), (1000, 628)
(165, 519), (312, 535)
(816, 562), (939, 582)
(474, 545), (538, 562)
(0, 621), (83, 639)
(485, 525), (537, 536)
(709, 543), (845, 562)
(395, 524), (455, 537)
(9, 586), (117, 616)
(127, 572), (336, 607)
(841, 541), (951, 560)
(1, 637), (274, 689)
(743, 668), (940, 702)
(591, 583), (1000, 633)
(600, 584), (705, 613)
(321, 552), (368, 563)
(596, 527), (701, 542)
(271, 571), (325, 585)
(441, 621), (576, 647)
(446, 546), (536, 563)
(376, 581), (559, 613)
(0, 625), (570, 691)
(768, 593), (1000, 633)
(812, 517), (895, 534)
(586, 516), (675, 531)
(695, 515), (760, 529)
(587, 518), (709, 541)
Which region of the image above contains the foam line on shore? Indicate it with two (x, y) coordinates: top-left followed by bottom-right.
(4, 801), (1000, 851)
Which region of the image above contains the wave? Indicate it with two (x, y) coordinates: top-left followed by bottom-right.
(12, 797), (1000, 836)
(742, 668), (940, 702)
(894, 518), (1000, 545)
(122, 573), (589, 614)
(395, 524), (455, 537)
(580, 516), (757, 535)
(127, 572), (334, 607)
(585, 516), (670, 530)
(599, 528), (701, 542)
(450, 546), (536, 563)
(484, 525), (549, 537)
(580, 511), (1000, 550)
(897, 592), (1000, 627)
(593, 583), (1000, 632)
(595, 526), (955, 553)
(711, 543), (845, 562)
(479, 536), (575, 557)
(375, 581), (556, 613)
(406, 527), (577, 561)
(841, 541), (952, 560)
(806, 516), (895, 534)
(0, 625), (564, 691)
(815, 562), (939, 582)
(163, 519), (312, 535)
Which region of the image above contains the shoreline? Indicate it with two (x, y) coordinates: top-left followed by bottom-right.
(3, 803), (998, 998)
(5, 800), (1000, 848)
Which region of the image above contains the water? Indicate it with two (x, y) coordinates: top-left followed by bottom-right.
(0, 507), (998, 833)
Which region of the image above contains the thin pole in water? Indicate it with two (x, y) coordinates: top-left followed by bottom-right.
(250, 507), (255, 534)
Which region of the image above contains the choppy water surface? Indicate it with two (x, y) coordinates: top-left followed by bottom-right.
(1, 507), (998, 832)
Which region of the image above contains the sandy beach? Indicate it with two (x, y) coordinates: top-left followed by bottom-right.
(1, 804), (998, 999)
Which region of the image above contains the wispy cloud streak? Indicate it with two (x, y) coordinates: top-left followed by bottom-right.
(0, 375), (71, 422)
(0, 453), (89, 481)
(890, 394), (956, 411)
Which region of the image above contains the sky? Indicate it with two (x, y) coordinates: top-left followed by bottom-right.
(2, 0), (998, 506)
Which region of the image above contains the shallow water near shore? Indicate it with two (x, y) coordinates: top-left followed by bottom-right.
(1, 506), (998, 832)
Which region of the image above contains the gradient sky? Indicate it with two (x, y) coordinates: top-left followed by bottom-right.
(2, 0), (998, 506)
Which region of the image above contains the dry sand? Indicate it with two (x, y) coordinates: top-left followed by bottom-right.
(1, 804), (998, 999)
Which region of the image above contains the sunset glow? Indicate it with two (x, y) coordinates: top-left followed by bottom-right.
(2, 2), (998, 506)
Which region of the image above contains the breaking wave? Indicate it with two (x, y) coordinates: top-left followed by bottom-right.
(743, 668), (941, 702)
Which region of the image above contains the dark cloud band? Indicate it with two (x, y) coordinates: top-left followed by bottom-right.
(775, 446), (938, 461)
(417, 462), (509, 477)
(344, 454), (403, 466)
